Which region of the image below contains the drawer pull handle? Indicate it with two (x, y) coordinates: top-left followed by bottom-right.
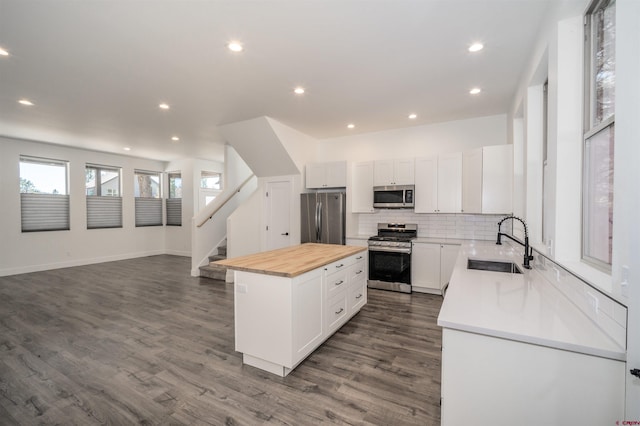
(355, 270), (363, 275)
(356, 256), (363, 260)
(335, 307), (344, 315)
(355, 294), (363, 299)
(335, 280), (344, 286)
(336, 264), (344, 268)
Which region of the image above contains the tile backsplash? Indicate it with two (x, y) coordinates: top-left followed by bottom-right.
(533, 254), (627, 349)
(357, 212), (506, 240)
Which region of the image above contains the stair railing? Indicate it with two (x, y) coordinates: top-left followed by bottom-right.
(196, 174), (256, 228)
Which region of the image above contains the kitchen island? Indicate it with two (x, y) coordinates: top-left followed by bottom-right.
(438, 240), (626, 425)
(215, 243), (367, 377)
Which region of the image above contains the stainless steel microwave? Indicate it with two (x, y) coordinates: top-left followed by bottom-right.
(373, 185), (415, 208)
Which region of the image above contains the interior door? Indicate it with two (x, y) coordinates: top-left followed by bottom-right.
(266, 180), (291, 250)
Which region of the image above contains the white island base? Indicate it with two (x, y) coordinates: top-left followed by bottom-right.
(233, 251), (367, 377)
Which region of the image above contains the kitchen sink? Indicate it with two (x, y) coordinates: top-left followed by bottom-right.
(467, 259), (522, 274)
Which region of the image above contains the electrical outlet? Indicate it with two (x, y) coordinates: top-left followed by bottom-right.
(621, 265), (629, 297)
(587, 291), (599, 312)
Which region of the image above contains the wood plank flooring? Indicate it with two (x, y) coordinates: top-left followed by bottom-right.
(0, 255), (443, 425)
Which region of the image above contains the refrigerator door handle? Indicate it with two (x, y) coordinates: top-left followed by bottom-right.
(317, 201), (323, 242)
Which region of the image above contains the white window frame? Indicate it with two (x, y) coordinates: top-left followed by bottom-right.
(166, 171), (182, 226)
(582, 0), (616, 271)
(134, 170), (163, 227)
(19, 155), (70, 232)
(86, 164), (122, 229)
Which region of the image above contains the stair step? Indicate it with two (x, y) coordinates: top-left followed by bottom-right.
(217, 245), (227, 256)
(199, 264), (227, 281)
(208, 254), (227, 262)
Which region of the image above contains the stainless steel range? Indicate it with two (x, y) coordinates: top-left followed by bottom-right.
(368, 223), (417, 293)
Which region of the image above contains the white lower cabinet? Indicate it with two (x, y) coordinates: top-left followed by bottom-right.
(441, 328), (625, 425)
(235, 252), (367, 377)
(411, 242), (460, 294)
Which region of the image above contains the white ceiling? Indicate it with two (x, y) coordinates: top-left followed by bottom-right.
(1, 0), (566, 162)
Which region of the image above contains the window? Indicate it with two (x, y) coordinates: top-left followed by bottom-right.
(200, 171), (222, 209)
(201, 171), (222, 190)
(19, 156), (70, 232)
(583, 0), (615, 270)
(134, 170), (162, 227)
(86, 164), (122, 229)
(166, 172), (182, 226)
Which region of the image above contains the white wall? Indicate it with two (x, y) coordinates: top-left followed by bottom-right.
(313, 114), (508, 237)
(164, 157), (223, 256)
(613, 0), (640, 415)
(317, 114), (508, 161)
(0, 136), (168, 275)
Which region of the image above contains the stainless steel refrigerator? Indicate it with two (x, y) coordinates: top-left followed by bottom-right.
(301, 192), (346, 245)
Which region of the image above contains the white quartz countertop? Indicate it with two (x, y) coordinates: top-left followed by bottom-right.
(437, 241), (625, 361)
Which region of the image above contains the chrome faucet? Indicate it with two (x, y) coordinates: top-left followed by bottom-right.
(496, 215), (534, 269)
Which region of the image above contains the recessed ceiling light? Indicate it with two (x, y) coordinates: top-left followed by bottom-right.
(408, 113), (417, 119)
(469, 43), (484, 52)
(294, 87), (305, 95)
(18, 99), (34, 106)
(0, 47), (8, 56)
(171, 136), (180, 141)
(347, 124), (355, 129)
(159, 103), (170, 110)
(469, 88), (482, 95)
(228, 41), (243, 52)
(123, 147), (131, 151)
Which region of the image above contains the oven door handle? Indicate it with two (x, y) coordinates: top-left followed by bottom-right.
(368, 247), (412, 254)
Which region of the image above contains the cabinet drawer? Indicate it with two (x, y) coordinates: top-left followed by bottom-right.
(326, 292), (348, 332)
(325, 257), (353, 273)
(326, 269), (348, 298)
(349, 279), (367, 312)
(350, 261), (366, 281)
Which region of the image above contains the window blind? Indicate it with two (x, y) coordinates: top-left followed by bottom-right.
(21, 193), (70, 232)
(87, 197), (123, 229)
(166, 198), (182, 226)
(135, 198), (163, 227)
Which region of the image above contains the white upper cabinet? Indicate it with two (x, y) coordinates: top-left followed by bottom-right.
(305, 161), (347, 189)
(414, 153), (462, 213)
(462, 148), (483, 214)
(437, 152), (463, 213)
(373, 159), (414, 186)
(351, 161), (375, 213)
(482, 145), (513, 214)
(414, 157), (438, 213)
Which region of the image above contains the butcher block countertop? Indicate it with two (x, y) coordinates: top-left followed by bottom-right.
(213, 243), (366, 278)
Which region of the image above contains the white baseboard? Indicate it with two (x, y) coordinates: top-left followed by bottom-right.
(0, 249), (169, 277)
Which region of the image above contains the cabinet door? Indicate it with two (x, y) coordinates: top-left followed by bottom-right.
(437, 152), (462, 213)
(410, 243), (441, 291)
(482, 145), (513, 214)
(394, 158), (415, 185)
(373, 160), (395, 186)
(414, 157), (438, 213)
(306, 163), (326, 189)
(351, 161), (375, 213)
(292, 273), (324, 363)
(440, 244), (460, 288)
(325, 161), (347, 188)
(462, 149), (483, 214)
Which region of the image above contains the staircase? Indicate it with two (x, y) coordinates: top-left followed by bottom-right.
(199, 241), (228, 281)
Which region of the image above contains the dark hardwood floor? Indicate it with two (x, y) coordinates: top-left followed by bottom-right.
(0, 255), (443, 425)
